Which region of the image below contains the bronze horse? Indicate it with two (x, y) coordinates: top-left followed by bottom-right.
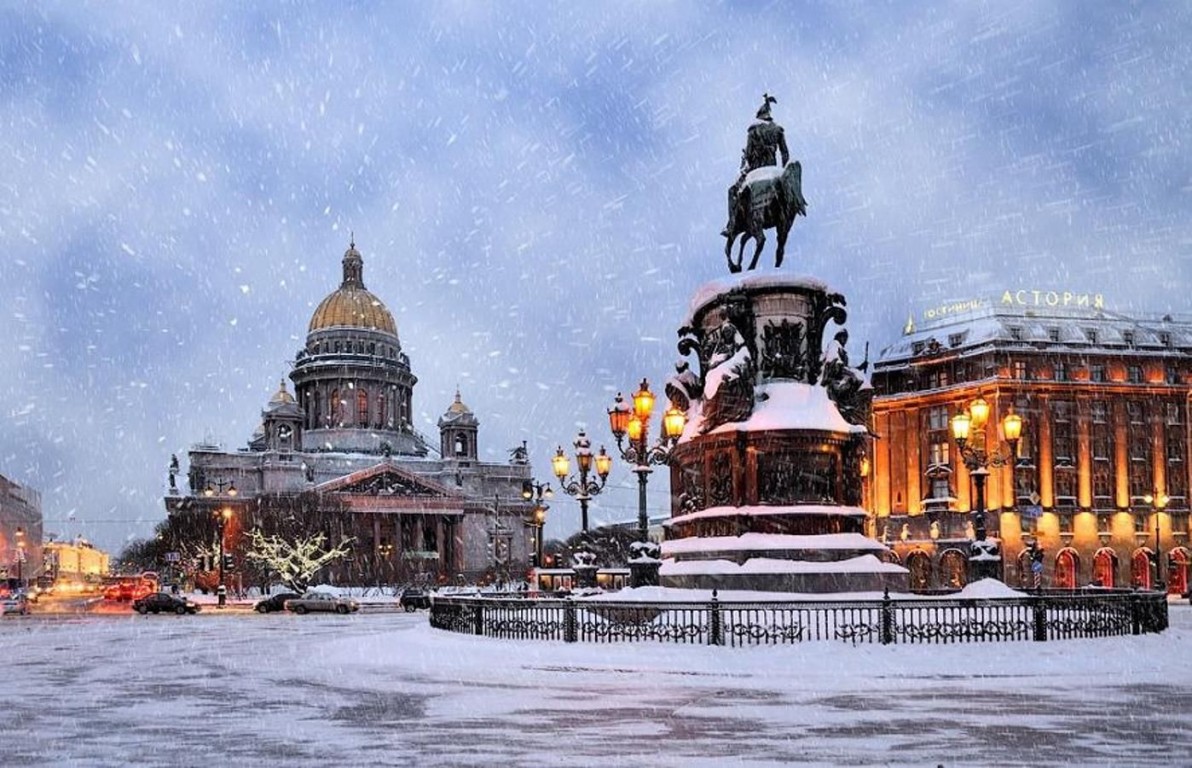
(724, 161), (807, 273)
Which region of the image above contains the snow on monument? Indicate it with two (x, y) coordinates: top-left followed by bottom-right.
(657, 96), (908, 593)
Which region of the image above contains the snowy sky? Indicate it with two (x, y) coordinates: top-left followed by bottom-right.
(2, 3), (1190, 553)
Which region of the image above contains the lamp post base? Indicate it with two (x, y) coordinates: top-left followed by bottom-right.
(629, 560), (661, 588)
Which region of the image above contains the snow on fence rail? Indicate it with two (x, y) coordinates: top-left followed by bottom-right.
(429, 590), (1168, 646)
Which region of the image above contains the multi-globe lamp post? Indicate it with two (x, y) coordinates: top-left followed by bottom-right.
(552, 430), (613, 533)
(522, 479), (552, 569)
(204, 478), (237, 607)
(950, 397), (1023, 580)
(607, 379), (686, 543)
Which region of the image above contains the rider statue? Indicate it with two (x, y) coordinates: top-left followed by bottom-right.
(721, 93), (790, 237)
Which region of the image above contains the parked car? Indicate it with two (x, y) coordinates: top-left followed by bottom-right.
(132, 592), (201, 615)
(399, 587), (431, 611)
(254, 592), (302, 614)
(1, 593), (29, 616)
(284, 592), (359, 615)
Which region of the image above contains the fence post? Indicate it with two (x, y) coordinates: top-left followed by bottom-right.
(1031, 595), (1047, 642)
(564, 598), (577, 643)
(880, 588), (894, 645)
(473, 601), (484, 636)
(709, 589), (723, 646)
(1130, 592), (1142, 636)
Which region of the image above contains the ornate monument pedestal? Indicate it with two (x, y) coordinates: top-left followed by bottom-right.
(658, 274), (908, 593)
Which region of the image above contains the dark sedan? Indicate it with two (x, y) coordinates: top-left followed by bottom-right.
(254, 592), (302, 613)
(399, 587), (431, 611)
(133, 592), (201, 615)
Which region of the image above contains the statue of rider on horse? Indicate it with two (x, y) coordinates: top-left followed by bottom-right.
(721, 94), (808, 274)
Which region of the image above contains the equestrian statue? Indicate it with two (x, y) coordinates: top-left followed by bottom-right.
(721, 93), (808, 274)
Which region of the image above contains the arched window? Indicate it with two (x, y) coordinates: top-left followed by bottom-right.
(357, 389), (369, 426)
(330, 388), (342, 426)
(1017, 549), (1034, 589)
(1131, 549), (1153, 589)
(938, 548), (968, 590)
(906, 550), (932, 592)
(1170, 548), (1189, 596)
(277, 424), (292, 450)
(1054, 548), (1079, 590)
(454, 434), (467, 457)
(1093, 548), (1118, 588)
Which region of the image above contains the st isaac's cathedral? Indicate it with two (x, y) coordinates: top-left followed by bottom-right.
(165, 241), (535, 585)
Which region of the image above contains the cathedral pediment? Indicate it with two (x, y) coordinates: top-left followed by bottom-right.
(316, 462), (457, 499)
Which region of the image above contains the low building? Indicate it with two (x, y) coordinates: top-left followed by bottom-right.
(870, 291), (1191, 593)
(44, 539), (110, 583)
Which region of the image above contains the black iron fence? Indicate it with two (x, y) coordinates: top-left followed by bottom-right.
(429, 589), (1168, 646)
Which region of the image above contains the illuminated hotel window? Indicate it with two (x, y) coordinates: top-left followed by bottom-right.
(1014, 360), (1027, 380)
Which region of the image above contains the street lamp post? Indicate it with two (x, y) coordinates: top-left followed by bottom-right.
(607, 379), (686, 543)
(15, 526), (25, 589)
(522, 480), (552, 569)
(552, 430), (613, 532)
(204, 477), (237, 607)
(214, 507), (232, 607)
(1143, 491), (1168, 593)
(950, 397), (1023, 581)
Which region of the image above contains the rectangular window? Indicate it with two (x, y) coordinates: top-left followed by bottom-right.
(1053, 362), (1068, 381)
(1085, 328), (1098, 344)
(1059, 514), (1074, 534)
(1134, 514), (1147, 534)
(930, 441), (950, 467)
(1048, 328), (1060, 343)
(1052, 401), (1075, 465)
(1123, 330), (1135, 347)
(1174, 513), (1190, 536)
(1097, 514), (1112, 535)
(1160, 332), (1171, 347)
(928, 406), (949, 431)
(1090, 364), (1106, 383)
(1014, 361), (1028, 380)
(1128, 366), (1143, 384)
(1168, 366), (1180, 385)
(1167, 403), (1183, 426)
(948, 333), (965, 348)
(1009, 327), (1023, 342)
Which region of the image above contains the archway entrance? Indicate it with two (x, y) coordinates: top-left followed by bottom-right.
(907, 550), (932, 591)
(1131, 548), (1153, 590)
(939, 548), (968, 590)
(1093, 548), (1118, 588)
(1054, 548), (1079, 590)
(1169, 547), (1189, 596)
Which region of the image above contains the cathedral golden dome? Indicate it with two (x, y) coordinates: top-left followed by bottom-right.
(308, 241), (398, 337)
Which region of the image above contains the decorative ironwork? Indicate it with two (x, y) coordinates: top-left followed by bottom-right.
(429, 591), (1167, 647)
(760, 318), (807, 380)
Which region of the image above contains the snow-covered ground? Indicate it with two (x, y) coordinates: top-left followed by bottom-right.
(3, 603), (1189, 767)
